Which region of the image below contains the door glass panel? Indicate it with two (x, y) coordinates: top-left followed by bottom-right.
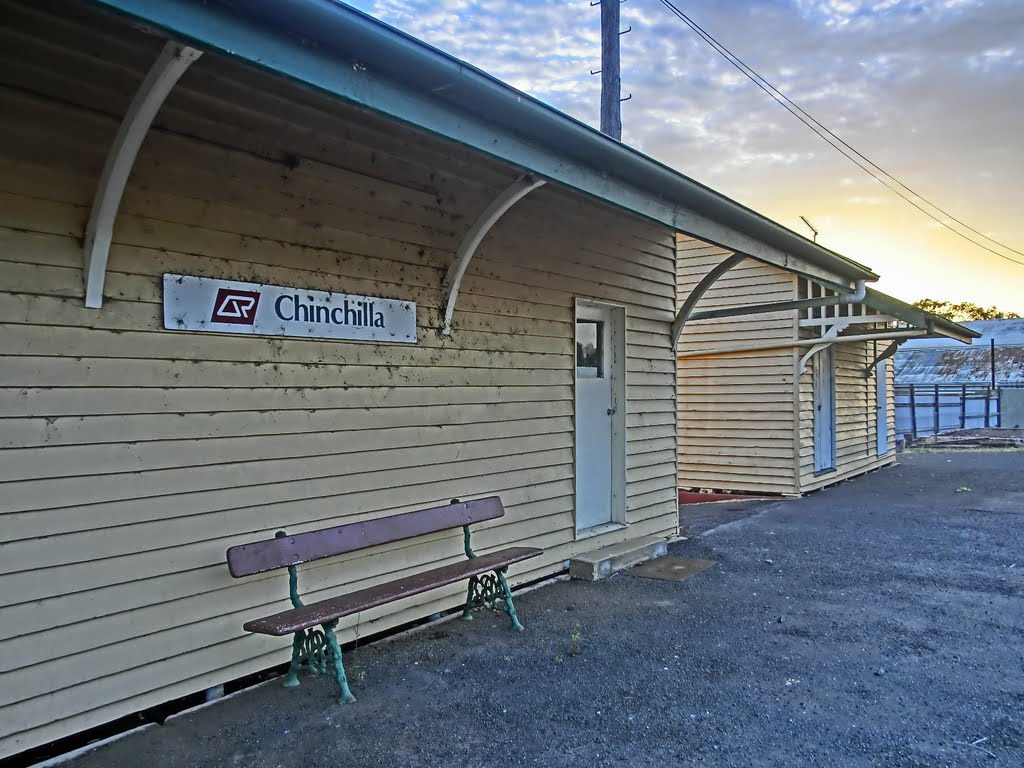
(576, 320), (603, 378)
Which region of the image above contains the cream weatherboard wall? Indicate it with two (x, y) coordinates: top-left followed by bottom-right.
(0, 1), (678, 757)
(676, 236), (896, 496)
(797, 339), (896, 493)
(676, 236), (800, 495)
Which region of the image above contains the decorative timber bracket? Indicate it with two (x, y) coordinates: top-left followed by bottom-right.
(798, 327), (927, 374)
(861, 320), (931, 378)
(439, 175), (546, 337)
(83, 41), (202, 308)
(798, 319), (856, 373)
(671, 252), (746, 349)
(865, 340), (901, 379)
(803, 318), (935, 376)
(671, 250), (868, 349)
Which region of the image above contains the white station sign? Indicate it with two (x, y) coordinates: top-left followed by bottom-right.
(162, 274), (417, 343)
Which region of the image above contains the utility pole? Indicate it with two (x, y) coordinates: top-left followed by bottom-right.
(600, 0), (622, 140)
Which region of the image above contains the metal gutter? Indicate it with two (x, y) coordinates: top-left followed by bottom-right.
(87, 0), (878, 290)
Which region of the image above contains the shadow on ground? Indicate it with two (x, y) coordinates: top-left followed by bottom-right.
(64, 452), (1023, 768)
(678, 496), (778, 537)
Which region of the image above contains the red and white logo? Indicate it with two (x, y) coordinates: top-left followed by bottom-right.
(211, 288), (261, 324)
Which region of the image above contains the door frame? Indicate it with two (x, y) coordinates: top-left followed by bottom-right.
(573, 299), (627, 537)
(876, 358), (889, 455)
(812, 344), (837, 473)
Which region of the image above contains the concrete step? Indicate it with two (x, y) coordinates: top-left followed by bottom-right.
(568, 534), (668, 581)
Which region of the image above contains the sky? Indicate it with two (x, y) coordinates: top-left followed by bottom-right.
(345, 0), (1024, 313)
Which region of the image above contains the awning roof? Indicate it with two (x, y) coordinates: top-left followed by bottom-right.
(89, 0), (879, 291)
(676, 285), (979, 361)
(900, 319), (1024, 349)
(863, 290), (980, 344)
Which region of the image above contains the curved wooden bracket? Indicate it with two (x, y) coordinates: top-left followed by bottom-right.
(672, 252), (746, 348)
(798, 320), (851, 374)
(83, 41), (202, 308)
(799, 342), (833, 374)
(439, 175), (545, 337)
(865, 340), (901, 379)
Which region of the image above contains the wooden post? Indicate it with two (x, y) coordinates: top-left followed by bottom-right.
(960, 384), (966, 429)
(934, 384), (940, 435)
(991, 339), (997, 389)
(600, 0), (622, 140)
(909, 384), (917, 439)
(984, 387), (991, 428)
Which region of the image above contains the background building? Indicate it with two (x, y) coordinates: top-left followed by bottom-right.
(676, 237), (976, 496)
(0, 0), (881, 758)
(895, 319), (1024, 433)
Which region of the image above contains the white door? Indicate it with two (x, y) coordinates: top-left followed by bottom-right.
(813, 345), (836, 473)
(574, 303), (624, 533)
(876, 359), (889, 455)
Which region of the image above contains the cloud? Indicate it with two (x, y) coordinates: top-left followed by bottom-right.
(967, 46), (1021, 71)
(341, 0), (1024, 309)
(341, 0), (1022, 190)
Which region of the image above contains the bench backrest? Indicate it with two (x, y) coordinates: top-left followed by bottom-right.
(226, 496), (504, 577)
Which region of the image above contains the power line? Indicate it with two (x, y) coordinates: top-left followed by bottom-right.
(655, 0), (1024, 267)
(656, 0), (1024, 265)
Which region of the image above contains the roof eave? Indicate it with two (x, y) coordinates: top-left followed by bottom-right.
(88, 0), (878, 290)
(864, 289), (980, 344)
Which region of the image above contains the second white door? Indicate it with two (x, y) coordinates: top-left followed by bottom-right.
(876, 359), (889, 455)
(813, 345), (837, 473)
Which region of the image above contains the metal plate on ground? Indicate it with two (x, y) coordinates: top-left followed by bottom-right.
(629, 557), (716, 582)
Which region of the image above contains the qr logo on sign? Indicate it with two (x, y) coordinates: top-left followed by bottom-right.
(211, 288), (261, 324)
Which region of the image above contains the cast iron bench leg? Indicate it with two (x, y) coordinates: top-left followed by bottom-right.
(460, 578), (476, 622)
(322, 620), (356, 704)
(496, 569), (524, 632)
(283, 628), (327, 688)
(460, 568), (524, 632)
(283, 629), (306, 688)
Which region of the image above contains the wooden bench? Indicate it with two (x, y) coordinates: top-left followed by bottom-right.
(226, 496), (541, 703)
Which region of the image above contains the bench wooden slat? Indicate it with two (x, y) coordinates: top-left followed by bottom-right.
(243, 546), (542, 635)
(227, 497), (505, 577)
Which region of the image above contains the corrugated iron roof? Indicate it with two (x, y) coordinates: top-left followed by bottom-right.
(895, 320), (1024, 385)
(900, 319), (1024, 350)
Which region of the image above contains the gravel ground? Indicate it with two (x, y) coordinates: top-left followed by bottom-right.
(64, 451), (1023, 768)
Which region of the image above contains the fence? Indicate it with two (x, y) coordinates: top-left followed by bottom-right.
(895, 384), (1001, 438)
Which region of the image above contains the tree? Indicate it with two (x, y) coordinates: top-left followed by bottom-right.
(912, 299), (1021, 322)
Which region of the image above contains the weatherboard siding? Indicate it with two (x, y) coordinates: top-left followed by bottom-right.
(797, 334), (897, 492)
(675, 239), (896, 496)
(0, 1), (677, 757)
(676, 236), (800, 495)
